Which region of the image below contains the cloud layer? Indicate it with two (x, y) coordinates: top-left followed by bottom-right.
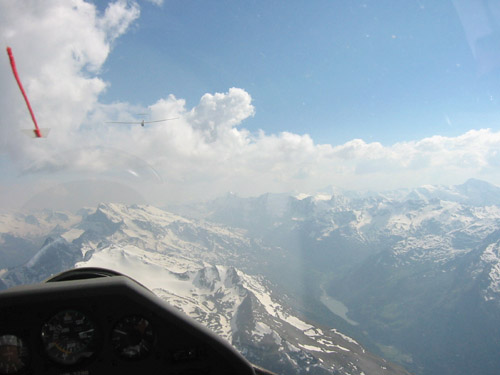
(2, 0), (500, 206)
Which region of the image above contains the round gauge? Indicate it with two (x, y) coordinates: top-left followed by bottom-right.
(41, 310), (97, 365)
(0, 335), (29, 374)
(111, 315), (154, 359)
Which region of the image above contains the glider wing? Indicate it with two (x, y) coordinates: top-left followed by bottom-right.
(143, 118), (179, 124)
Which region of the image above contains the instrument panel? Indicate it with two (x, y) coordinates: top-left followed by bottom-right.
(0, 269), (257, 375)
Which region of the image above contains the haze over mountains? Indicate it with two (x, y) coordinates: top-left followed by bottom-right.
(0, 203), (407, 375)
(2, 179), (500, 374)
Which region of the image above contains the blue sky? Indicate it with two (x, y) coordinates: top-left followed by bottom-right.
(3, 0), (500, 208)
(97, 0), (500, 145)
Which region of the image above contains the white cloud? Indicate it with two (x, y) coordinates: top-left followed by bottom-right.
(2, 0), (500, 207)
(143, 0), (164, 6)
(187, 88), (255, 142)
(0, 0), (139, 160)
(98, 0), (140, 42)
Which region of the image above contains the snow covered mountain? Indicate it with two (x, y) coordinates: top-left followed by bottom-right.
(78, 246), (402, 375)
(0, 202), (408, 375)
(167, 179), (500, 375)
(0, 209), (81, 268)
(4, 179), (500, 375)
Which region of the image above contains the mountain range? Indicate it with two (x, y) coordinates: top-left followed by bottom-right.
(166, 178), (500, 375)
(0, 202), (408, 375)
(2, 178), (500, 374)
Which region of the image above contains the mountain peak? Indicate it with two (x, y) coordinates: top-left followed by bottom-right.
(194, 264), (221, 290)
(456, 179), (500, 206)
(459, 178), (497, 190)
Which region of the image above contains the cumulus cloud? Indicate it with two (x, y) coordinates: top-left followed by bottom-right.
(1, 0), (500, 207)
(98, 0), (140, 42)
(0, 0), (139, 158)
(187, 88), (255, 142)
(144, 0), (164, 6)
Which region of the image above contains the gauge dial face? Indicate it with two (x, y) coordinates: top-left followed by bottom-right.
(0, 335), (29, 374)
(41, 310), (97, 365)
(111, 316), (154, 359)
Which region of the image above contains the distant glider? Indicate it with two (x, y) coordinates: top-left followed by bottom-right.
(6, 46), (49, 138)
(106, 118), (178, 127)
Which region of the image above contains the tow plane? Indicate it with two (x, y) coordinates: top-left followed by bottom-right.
(106, 118), (178, 127)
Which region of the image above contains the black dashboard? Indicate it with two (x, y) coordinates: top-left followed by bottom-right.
(0, 268), (268, 375)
